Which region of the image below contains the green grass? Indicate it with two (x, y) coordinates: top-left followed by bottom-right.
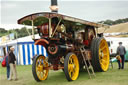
(0, 62), (128, 85)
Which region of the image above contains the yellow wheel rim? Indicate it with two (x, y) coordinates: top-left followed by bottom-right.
(36, 56), (49, 80)
(68, 54), (79, 80)
(99, 39), (110, 71)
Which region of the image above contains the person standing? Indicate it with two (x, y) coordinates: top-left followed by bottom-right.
(5, 52), (10, 80)
(8, 46), (18, 80)
(117, 42), (126, 69)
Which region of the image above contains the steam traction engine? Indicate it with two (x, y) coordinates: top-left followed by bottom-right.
(18, 12), (110, 81)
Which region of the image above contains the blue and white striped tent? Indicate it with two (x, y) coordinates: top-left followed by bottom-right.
(0, 35), (47, 65)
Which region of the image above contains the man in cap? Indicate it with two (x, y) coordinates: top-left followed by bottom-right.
(117, 42), (126, 69)
(8, 46), (18, 80)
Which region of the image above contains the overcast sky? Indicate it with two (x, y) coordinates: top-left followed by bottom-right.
(0, 0), (128, 30)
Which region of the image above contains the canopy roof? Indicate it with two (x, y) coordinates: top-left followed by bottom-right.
(0, 34), (40, 47)
(18, 12), (108, 28)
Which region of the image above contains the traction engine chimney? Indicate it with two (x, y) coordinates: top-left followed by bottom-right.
(50, 0), (58, 13)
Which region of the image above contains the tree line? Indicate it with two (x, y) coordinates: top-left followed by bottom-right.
(98, 18), (128, 25)
(0, 27), (34, 38)
(0, 18), (128, 38)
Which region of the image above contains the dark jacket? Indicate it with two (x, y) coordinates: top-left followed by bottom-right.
(117, 45), (126, 55)
(8, 51), (16, 64)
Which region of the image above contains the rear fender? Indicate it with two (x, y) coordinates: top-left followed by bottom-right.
(34, 39), (49, 48)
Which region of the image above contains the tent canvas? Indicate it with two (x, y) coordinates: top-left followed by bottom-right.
(0, 35), (47, 65)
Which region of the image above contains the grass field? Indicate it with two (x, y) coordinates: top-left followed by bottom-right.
(0, 62), (128, 85)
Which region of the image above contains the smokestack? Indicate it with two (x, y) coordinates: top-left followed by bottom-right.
(51, 0), (57, 6)
(50, 0), (58, 13)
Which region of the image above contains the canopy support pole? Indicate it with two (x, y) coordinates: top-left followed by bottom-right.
(32, 20), (35, 40)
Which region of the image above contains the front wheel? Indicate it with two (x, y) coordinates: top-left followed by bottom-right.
(32, 55), (49, 82)
(64, 53), (79, 81)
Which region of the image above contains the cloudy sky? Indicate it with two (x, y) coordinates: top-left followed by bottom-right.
(0, 0), (128, 30)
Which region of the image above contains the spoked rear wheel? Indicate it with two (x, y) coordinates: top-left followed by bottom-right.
(99, 38), (110, 71)
(91, 37), (110, 72)
(64, 53), (79, 81)
(32, 55), (49, 81)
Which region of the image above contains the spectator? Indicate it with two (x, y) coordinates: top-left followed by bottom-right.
(8, 46), (18, 81)
(5, 52), (10, 80)
(117, 42), (126, 69)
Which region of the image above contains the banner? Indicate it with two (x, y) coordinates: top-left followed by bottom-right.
(9, 33), (15, 40)
(0, 38), (1, 44)
(1, 36), (7, 43)
(0, 33), (15, 43)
